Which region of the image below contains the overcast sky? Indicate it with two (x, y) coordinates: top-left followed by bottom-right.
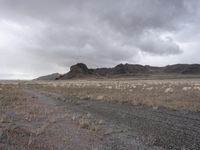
(0, 0), (200, 79)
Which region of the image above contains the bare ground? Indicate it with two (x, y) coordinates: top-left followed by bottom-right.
(0, 80), (200, 149)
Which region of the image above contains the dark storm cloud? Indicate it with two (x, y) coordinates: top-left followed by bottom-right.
(0, 0), (199, 79)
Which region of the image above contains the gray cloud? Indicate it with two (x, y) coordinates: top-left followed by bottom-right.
(0, 0), (199, 79)
(139, 32), (182, 55)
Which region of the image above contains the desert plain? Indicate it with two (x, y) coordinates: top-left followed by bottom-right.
(0, 77), (200, 149)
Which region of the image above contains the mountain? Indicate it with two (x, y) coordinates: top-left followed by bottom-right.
(34, 73), (61, 80)
(111, 64), (149, 74)
(92, 64), (149, 76)
(58, 63), (98, 79)
(35, 63), (200, 80)
(164, 64), (200, 74)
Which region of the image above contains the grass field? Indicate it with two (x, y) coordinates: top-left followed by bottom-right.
(21, 78), (200, 112)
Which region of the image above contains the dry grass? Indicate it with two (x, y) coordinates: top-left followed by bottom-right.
(2, 79), (200, 112)
(69, 112), (100, 132)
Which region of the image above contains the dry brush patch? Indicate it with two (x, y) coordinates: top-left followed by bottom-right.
(27, 79), (200, 112)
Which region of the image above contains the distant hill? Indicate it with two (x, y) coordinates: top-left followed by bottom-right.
(111, 64), (149, 74)
(35, 63), (200, 80)
(164, 64), (200, 74)
(34, 73), (61, 80)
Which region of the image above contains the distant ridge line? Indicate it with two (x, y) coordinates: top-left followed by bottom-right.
(35, 63), (200, 80)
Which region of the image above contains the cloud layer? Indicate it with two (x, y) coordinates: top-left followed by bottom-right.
(0, 0), (200, 79)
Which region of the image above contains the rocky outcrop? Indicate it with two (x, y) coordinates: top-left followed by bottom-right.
(58, 63), (96, 79)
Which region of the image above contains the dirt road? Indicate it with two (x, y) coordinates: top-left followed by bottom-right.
(0, 83), (200, 149)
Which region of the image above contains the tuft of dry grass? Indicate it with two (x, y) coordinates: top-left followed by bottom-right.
(79, 118), (90, 129)
(32, 123), (49, 136)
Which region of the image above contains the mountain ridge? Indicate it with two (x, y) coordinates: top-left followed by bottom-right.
(35, 63), (200, 80)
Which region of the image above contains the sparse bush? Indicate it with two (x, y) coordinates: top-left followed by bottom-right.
(107, 86), (112, 89)
(33, 123), (49, 136)
(98, 119), (105, 125)
(146, 87), (153, 91)
(164, 88), (174, 93)
(193, 87), (200, 91)
(30, 79), (200, 112)
(182, 87), (192, 91)
(96, 95), (104, 100)
(129, 89), (133, 92)
(86, 112), (92, 118)
(79, 118), (90, 129)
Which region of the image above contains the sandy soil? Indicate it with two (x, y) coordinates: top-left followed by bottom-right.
(0, 79), (200, 149)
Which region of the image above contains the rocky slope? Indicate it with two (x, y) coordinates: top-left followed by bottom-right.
(34, 73), (61, 80)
